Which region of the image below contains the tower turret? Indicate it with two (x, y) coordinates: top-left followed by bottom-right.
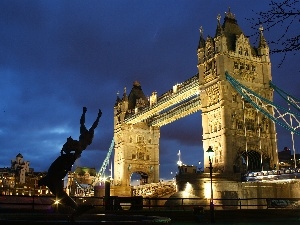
(257, 25), (270, 62)
(197, 26), (206, 65)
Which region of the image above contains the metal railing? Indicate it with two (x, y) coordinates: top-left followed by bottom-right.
(0, 195), (299, 212)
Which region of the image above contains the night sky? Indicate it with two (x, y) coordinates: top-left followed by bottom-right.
(0, 1), (299, 181)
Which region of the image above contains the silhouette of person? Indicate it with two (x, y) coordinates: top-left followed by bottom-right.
(38, 107), (102, 217)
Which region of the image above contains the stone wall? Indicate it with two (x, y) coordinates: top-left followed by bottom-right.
(176, 173), (300, 208)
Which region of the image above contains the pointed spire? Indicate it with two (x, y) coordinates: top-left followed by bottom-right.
(258, 25), (268, 48)
(122, 86), (128, 101)
(115, 90), (121, 106)
(215, 14), (223, 37)
(198, 26), (205, 48)
(225, 7), (235, 19)
(223, 7), (239, 28)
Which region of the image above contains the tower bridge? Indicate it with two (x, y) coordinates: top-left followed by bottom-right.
(124, 74), (201, 126)
(85, 10), (300, 198)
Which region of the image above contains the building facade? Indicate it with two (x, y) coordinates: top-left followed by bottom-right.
(0, 153), (48, 196)
(113, 83), (160, 195)
(198, 11), (278, 174)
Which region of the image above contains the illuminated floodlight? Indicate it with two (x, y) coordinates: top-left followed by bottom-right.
(177, 150), (183, 166)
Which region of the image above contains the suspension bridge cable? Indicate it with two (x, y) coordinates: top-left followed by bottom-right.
(269, 81), (300, 111)
(225, 71), (300, 136)
(91, 138), (115, 186)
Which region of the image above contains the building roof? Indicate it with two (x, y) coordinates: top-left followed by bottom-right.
(127, 81), (149, 110)
(220, 10), (243, 52)
(16, 153), (23, 158)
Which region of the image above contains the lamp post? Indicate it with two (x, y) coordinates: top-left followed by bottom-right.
(206, 146), (215, 223)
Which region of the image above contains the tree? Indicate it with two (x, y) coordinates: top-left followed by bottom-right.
(249, 0), (300, 66)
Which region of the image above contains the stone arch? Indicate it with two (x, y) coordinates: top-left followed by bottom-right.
(233, 150), (247, 173)
(241, 150), (261, 172)
(130, 171), (149, 185)
(233, 149), (272, 173)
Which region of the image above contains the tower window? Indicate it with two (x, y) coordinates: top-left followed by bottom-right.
(245, 119), (255, 131)
(234, 62), (239, 69)
(238, 47), (242, 55)
(240, 63), (244, 70)
(138, 152), (144, 160)
(237, 121), (243, 130)
(232, 94), (237, 102)
(137, 135), (144, 143)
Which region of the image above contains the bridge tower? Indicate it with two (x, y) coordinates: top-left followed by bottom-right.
(198, 11), (278, 174)
(113, 81), (160, 196)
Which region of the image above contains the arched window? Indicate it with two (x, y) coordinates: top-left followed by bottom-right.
(137, 135), (144, 143)
(234, 61), (239, 69)
(238, 47), (242, 55)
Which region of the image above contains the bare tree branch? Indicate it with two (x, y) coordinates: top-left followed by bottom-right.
(248, 0), (300, 67)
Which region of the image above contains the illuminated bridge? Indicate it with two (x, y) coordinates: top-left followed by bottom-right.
(124, 74), (201, 127)
(72, 10), (300, 198)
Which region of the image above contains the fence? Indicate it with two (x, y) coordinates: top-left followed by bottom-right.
(0, 195), (299, 212)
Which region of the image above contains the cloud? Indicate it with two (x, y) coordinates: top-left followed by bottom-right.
(0, 1), (298, 182)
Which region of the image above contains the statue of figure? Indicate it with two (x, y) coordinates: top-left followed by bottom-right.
(38, 107), (102, 219)
(79, 107), (102, 150)
(61, 136), (81, 155)
(38, 152), (81, 209)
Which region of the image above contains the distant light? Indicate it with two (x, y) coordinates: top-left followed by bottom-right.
(177, 160), (182, 166)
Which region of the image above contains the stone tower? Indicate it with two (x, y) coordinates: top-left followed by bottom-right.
(113, 81), (160, 196)
(198, 10), (278, 174)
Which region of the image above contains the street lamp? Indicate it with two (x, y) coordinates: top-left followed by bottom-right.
(206, 146), (215, 223)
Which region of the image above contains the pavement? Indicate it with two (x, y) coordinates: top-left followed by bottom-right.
(0, 209), (299, 224)
(171, 209), (300, 225)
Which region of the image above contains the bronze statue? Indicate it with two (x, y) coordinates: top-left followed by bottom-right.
(38, 107), (102, 218)
(60, 107), (102, 155)
(79, 107), (102, 151)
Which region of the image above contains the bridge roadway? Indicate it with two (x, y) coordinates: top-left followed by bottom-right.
(124, 74), (201, 126)
(132, 180), (176, 198)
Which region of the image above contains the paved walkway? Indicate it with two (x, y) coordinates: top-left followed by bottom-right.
(171, 209), (300, 225)
(0, 209), (299, 224)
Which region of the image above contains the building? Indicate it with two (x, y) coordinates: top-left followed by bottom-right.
(278, 147), (300, 169)
(0, 153), (49, 196)
(66, 167), (97, 196)
(11, 153), (31, 184)
(178, 165), (197, 174)
(0, 153), (99, 196)
(197, 10), (277, 173)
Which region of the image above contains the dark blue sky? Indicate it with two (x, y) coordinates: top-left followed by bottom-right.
(0, 1), (299, 180)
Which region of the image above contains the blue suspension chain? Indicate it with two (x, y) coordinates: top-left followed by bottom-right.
(225, 71), (300, 135)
